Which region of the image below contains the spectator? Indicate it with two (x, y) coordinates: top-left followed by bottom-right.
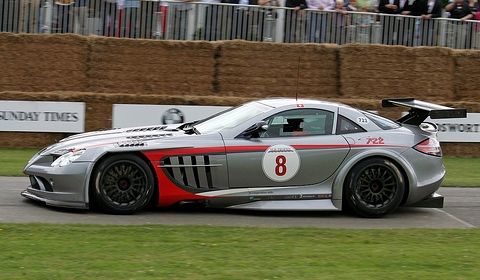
(446, 0), (473, 21)
(284, 0), (308, 43)
(473, 0), (480, 48)
(347, 0), (358, 10)
(401, 0), (427, 46)
(378, 0), (400, 14)
(306, 0), (335, 43)
(420, 0), (442, 46)
(19, 0), (42, 33)
(468, 0), (479, 46)
(357, 0), (375, 11)
(171, 0), (194, 40)
(203, 0), (222, 40)
(258, 0), (281, 41)
(330, 0), (350, 44)
(468, 0), (479, 16)
(446, 0), (473, 48)
(354, 5), (374, 43)
(378, 0), (400, 44)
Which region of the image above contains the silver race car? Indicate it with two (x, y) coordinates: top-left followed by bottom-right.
(22, 98), (466, 217)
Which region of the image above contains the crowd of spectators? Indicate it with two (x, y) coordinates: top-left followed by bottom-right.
(2, 0), (479, 47)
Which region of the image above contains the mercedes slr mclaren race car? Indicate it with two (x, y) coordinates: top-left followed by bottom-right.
(22, 98), (466, 217)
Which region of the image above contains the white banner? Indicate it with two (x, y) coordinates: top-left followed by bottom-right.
(0, 101), (85, 133)
(112, 104), (231, 128)
(426, 113), (480, 143)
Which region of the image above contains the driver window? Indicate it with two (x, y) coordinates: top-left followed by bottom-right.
(260, 109), (334, 138)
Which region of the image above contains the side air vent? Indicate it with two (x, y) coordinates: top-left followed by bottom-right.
(162, 155), (221, 190)
(116, 141), (147, 148)
(126, 133), (173, 140)
(126, 126), (167, 132)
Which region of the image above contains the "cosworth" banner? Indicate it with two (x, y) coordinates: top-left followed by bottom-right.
(426, 113), (480, 142)
(0, 101), (85, 133)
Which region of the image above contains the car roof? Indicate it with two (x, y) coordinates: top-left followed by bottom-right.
(255, 98), (353, 110)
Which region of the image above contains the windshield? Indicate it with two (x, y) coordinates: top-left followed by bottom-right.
(194, 101), (273, 134)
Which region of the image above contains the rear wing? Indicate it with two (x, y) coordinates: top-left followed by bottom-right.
(382, 98), (467, 125)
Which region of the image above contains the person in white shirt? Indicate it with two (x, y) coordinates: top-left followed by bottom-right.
(306, 0), (335, 43)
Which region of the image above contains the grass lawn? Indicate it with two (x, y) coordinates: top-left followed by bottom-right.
(1, 224), (479, 279)
(0, 148), (38, 176)
(442, 157), (480, 187)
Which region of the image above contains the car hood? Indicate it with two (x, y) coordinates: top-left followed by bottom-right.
(38, 124), (190, 156)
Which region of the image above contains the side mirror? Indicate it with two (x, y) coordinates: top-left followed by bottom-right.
(243, 121), (268, 138)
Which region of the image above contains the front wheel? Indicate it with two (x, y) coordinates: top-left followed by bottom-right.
(343, 158), (405, 218)
(91, 154), (155, 214)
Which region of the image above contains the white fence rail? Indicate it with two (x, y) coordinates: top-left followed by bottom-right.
(1, 0), (479, 49)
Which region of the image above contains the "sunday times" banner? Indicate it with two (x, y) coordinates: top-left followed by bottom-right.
(0, 101), (85, 133)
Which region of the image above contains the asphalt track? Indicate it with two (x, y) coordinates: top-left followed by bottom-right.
(0, 176), (478, 228)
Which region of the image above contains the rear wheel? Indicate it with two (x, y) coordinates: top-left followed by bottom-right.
(91, 154), (155, 214)
(343, 158), (405, 218)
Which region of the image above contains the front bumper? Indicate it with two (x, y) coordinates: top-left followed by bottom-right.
(21, 188), (89, 209)
(22, 161), (93, 209)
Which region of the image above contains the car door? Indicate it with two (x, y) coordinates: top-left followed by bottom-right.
(225, 108), (350, 188)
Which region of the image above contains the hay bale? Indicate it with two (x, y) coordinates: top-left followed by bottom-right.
(217, 41), (339, 98)
(0, 33), (88, 92)
(87, 37), (217, 95)
(452, 49), (480, 101)
(340, 44), (455, 101)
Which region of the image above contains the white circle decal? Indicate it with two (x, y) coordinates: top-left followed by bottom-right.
(356, 117), (369, 124)
(262, 144), (300, 182)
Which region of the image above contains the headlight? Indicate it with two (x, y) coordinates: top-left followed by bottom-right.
(51, 150), (85, 167)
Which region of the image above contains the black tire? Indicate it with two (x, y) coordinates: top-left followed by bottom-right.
(91, 154), (155, 214)
(343, 158), (405, 218)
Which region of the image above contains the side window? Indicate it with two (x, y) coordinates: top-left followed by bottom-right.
(337, 115), (366, 134)
(260, 109), (334, 138)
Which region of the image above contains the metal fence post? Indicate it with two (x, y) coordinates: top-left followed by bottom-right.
(40, 0), (52, 34)
(372, 20), (382, 44)
(263, 12), (274, 42)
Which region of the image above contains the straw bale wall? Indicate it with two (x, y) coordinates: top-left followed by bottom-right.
(0, 33), (478, 156)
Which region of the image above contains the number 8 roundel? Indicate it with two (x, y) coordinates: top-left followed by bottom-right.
(262, 144), (301, 182)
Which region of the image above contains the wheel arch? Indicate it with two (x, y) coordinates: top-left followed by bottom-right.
(331, 150), (415, 209)
(86, 151), (159, 209)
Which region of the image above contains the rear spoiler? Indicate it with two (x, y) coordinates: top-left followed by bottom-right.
(382, 98), (467, 125)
